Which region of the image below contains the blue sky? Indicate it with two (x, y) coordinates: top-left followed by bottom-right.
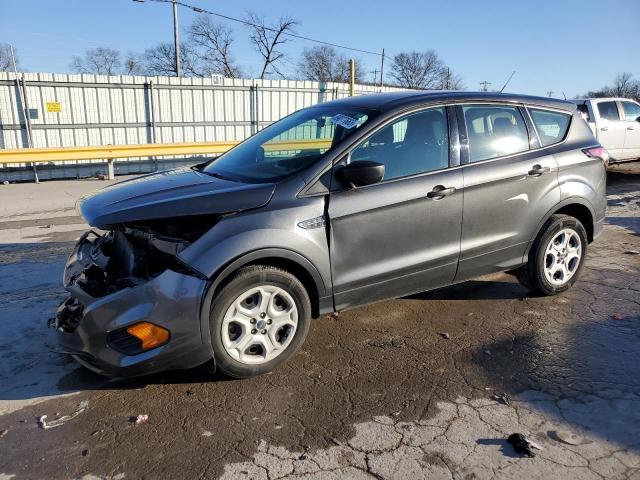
(1, 0), (638, 97)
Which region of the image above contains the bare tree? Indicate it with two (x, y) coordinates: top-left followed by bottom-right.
(123, 53), (145, 76)
(297, 45), (364, 83)
(0, 43), (19, 72)
(586, 72), (640, 102)
(188, 16), (241, 78)
(71, 47), (121, 75)
(245, 12), (298, 79)
(438, 67), (464, 90)
(389, 51), (445, 89)
(142, 42), (203, 77)
(610, 72), (639, 98)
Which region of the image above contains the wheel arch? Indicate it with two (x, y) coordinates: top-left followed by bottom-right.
(524, 197), (596, 260)
(198, 248), (329, 358)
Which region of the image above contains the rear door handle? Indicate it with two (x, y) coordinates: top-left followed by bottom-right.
(601, 126), (609, 131)
(427, 185), (456, 199)
(628, 126), (635, 130)
(528, 165), (550, 176)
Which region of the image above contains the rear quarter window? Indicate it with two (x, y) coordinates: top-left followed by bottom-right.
(529, 108), (572, 147)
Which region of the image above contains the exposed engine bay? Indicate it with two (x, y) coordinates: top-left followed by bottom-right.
(66, 217), (215, 299)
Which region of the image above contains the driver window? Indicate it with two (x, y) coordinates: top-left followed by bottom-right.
(351, 107), (449, 181)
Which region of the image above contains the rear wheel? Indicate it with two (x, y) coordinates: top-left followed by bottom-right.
(209, 265), (311, 378)
(517, 214), (587, 296)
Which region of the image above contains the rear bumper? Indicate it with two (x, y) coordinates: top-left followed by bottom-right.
(55, 234), (212, 378)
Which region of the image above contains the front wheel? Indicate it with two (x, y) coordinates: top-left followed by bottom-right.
(209, 265), (311, 379)
(517, 214), (588, 296)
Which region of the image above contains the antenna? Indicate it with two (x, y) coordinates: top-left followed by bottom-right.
(499, 71), (516, 93)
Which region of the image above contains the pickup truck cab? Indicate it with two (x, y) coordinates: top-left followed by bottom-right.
(570, 97), (640, 163)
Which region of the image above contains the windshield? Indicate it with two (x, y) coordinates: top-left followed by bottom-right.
(202, 105), (375, 183)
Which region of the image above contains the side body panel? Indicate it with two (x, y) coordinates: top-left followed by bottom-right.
(455, 149), (560, 281)
(620, 100), (640, 159)
(328, 168), (463, 310)
(591, 99), (627, 160)
(555, 115), (607, 235)
(178, 180), (332, 301)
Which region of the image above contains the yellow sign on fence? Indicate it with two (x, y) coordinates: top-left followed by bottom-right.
(46, 102), (62, 113)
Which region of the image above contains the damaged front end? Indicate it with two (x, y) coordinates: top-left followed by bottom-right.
(55, 219), (215, 377)
(63, 220), (207, 301)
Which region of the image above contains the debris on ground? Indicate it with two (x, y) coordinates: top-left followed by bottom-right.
(507, 433), (542, 457)
(624, 250), (639, 255)
(484, 349), (492, 356)
(38, 401), (89, 429)
(492, 393), (511, 406)
(0, 429), (8, 439)
(466, 312), (474, 317)
(202, 431), (213, 437)
(131, 414), (149, 425)
(81, 449), (89, 457)
(328, 436), (341, 446)
(439, 332), (450, 339)
(611, 313), (624, 320)
(552, 430), (591, 446)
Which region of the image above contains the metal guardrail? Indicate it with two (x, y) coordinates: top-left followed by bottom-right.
(0, 139), (332, 180)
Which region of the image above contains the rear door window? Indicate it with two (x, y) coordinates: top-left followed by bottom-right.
(529, 108), (572, 147)
(621, 101), (640, 121)
(462, 105), (529, 162)
(597, 101), (620, 121)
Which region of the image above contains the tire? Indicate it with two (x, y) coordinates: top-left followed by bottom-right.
(209, 265), (311, 379)
(517, 214), (588, 296)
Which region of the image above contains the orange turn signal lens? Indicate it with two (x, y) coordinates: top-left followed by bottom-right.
(126, 322), (170, 351)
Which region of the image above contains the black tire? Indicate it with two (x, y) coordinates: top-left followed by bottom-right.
(209, 265), (311, 379)
(517, 214), (588, 296)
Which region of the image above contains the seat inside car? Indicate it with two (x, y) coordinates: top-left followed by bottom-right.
(385, 109), (448, 179)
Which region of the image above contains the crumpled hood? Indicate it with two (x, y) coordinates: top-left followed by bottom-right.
(80, 167), (276, 227)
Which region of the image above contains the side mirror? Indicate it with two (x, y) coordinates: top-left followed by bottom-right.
(339, 160), (385, 188)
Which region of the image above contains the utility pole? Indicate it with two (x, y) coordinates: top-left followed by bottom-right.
(546, 90), (554, 98)
(480, 80), (491, 92)
(370, 69), (379, 85)
(349, 59), (355, 96)
(132, 0), (180, 76)
(442, 67), (451, 90)
(380, 48), (385, 88)
(172, 0), (181, 77)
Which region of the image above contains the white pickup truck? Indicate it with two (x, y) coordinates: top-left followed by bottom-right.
(570, 97), (640, 163)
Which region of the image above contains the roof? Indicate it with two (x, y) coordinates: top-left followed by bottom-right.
(571, 97), (639, 103)
(318, 90), (577, 112)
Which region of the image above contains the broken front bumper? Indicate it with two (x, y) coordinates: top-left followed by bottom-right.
(54, 232), (211, 377)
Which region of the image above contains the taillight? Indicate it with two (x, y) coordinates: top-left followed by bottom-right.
(582, 146), (609, 168)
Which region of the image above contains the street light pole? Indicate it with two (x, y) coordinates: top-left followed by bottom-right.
(172, 0), (181, 77)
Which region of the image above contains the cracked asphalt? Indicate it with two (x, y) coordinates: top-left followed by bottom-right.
(0, 164), (639, 479)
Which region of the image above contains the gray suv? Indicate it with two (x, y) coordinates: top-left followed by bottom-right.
(54, 91), (607, 379)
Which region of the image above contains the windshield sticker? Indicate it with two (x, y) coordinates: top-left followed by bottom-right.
(331, 114), (359, 129)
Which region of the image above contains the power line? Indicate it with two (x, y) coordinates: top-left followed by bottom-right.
(137, 0), (384, 57)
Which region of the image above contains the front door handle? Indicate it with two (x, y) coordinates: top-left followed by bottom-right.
(427, 185), (456, 199)
(628, 126), (635, 130)
(601, 126), (609, 131)
(528, 165), (550, 176)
